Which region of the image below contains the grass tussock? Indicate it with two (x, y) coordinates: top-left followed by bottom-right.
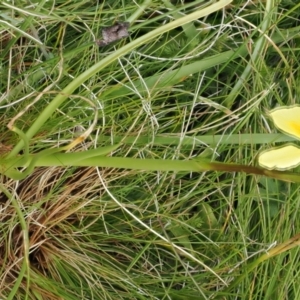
(1, 0), (300, 299)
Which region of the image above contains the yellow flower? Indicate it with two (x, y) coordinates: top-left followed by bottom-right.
(258, 106), (300, 170)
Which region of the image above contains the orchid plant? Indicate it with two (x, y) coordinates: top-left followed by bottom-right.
(258, 106), (300, 171)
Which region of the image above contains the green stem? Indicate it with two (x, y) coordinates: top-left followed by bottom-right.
(209, 161), (300, 182)
(4, 152), (300, 182)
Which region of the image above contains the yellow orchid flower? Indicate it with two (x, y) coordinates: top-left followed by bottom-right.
(258, 106), (300, 170)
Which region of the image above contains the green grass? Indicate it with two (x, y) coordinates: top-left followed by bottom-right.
(1, 0), (300, 299)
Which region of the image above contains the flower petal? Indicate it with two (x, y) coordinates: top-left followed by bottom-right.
(258, 145), (300, 170)
(270, 106), (300, 139)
